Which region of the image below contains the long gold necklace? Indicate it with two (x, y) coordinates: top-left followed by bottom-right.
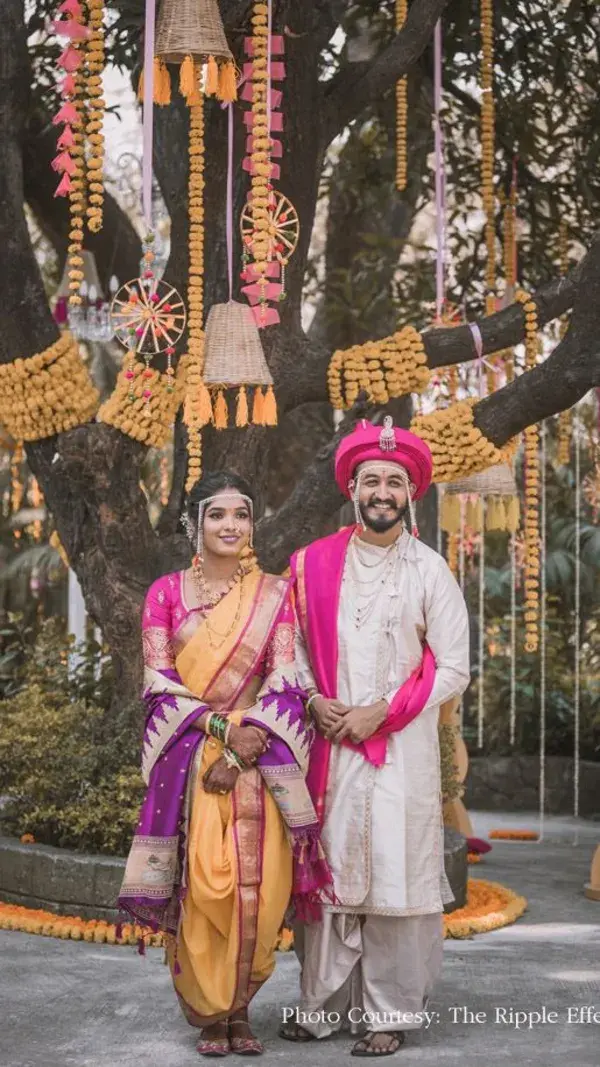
(204, 576), (245, 650)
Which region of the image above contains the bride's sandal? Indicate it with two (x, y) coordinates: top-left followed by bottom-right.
(197, 1022), (230, 1057)
(228, 1018), (264, 1055)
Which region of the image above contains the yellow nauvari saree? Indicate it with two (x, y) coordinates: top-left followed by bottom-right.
(119, 568), (333, 1027)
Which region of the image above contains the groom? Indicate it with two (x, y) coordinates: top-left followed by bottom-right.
(282, 418), (470, 1056)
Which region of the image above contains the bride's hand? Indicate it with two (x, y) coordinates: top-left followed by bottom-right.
(227, 724), (268, 765)
(203, 757), (239, 794)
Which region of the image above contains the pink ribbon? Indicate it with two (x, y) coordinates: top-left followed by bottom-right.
(142, 0), (156, 229)
(226, 103), (233, 300)
(468, 321), (496, 397)
(434, 19), (445, 323)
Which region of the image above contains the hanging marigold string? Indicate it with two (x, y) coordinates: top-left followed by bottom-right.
(515, 288), (540, 654)
(84, 0), (106, 233)
(395, 0), (408, 191)
(10, 442), (24, 545)
(0, 333), (99, 440)
(64, 4), (88, 306)
(411, 398), (517, 483)
(328, 327), (430, 410)
(183, 93), (211, 492)
(480, 0), (495, 302)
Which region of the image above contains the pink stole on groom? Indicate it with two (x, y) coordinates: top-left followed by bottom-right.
(290, 526), (436, 826)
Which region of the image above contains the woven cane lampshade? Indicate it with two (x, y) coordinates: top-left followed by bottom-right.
(202, 300), (277, 428)
(145, 0), (237, 105)
(440, 463), (520, 533)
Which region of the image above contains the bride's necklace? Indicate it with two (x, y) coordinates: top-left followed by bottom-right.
(204, 577), (245, 649)
(192, 556), (243, 608)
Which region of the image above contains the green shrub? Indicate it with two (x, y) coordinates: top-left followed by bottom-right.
(0, 620), (144, 855)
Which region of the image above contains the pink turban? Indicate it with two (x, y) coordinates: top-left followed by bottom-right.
(335, 418), (433, 500)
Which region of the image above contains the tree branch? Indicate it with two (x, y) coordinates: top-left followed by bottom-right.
(322, 0), (449, 144)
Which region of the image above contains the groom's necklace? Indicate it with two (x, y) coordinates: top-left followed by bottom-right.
(348, 537), (398, 629)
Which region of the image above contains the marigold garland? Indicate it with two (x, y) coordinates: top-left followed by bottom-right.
(481, 0), (496, 315)
(10, 442), (24, 544)
(183, 95), (210, 492)
(328, 327), (430, 410)
(245, 2), (271, 305)
(84, 0), (106, 233)
(98, 357), (187, 448)
(0, 879), (526, 946)
(67, 9), (88, 306)
(410, 398), (516, 484)
(395, 0), (408, 192)
(0, 333), (99, 440)
(515, 288), (540, 654)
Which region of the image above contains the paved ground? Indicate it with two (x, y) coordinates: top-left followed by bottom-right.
(2, 811), (599, 1067)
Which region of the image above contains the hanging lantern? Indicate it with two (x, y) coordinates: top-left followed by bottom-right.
(440, 463), (520, 534)
(202, 300), (277, 428)
(144, 0), (237, 106)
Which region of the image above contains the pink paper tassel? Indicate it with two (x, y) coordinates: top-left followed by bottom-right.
(59, 0), (83, 14)
(53, 101), (79, 126)
(60, 73), (76, 96)
(244, 35), (284, 55)
(51, 19), (89, 40)
(54, 172), (72, 197)
(57, 125), (75, 149)
(242, 158), (280, 179)
(246, 134), (282, 158)
(240, 82), (282, 108)
(58, 45), (82, 72)
(51, 151), (76, 175)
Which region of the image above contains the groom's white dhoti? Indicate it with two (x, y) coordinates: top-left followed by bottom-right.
(294, 530), (470, 1036)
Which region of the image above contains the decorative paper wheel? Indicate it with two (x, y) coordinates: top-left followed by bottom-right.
(110, 278), (186, 356)
(241, 191), (299, 264)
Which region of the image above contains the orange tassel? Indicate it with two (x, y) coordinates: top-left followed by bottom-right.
(217, 61), (237, 103)
(252, 387), (264, 425)
(179, 55), (197, 103)
(262, 385), (277, 426)
(236, 386), (249, 427)
(187, 64), (203, 106)
(214, 389), (228, 429)
(198, 382), (213, 426)
(205, 55), (219, 97)
(154, 57), (171, 106)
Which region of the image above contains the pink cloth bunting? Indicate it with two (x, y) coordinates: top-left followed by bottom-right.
(58, 45), (82, 72)
(241, 83), (282, 108)
(242, 281), (282, 303)
(59, 0), (83, 13)
(51, 18), (89, 39)
(51, 151), (76, 175)
(57, 125), (75, 149)
(244, 260), (280, 281)
(246, 134), (282, 158)
(242, 158), (280, 179)
(60, 73), (76, 96)
(251, 305), (280, 327)
(54, 173), (73, 197)
(243, 110), (283, 131)
(242, 60), (285, 81)
(53, 101), (79, 126)
(244, 34), (284, 55)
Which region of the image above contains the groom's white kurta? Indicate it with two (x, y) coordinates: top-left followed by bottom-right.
(294, 529), (470, 1033)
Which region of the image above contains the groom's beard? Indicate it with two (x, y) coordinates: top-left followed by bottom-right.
(359, 498), (407, 533)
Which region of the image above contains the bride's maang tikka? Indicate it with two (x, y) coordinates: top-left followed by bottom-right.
(182, 492), (254, 559)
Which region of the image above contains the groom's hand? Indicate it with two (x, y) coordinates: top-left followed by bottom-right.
(312, 696), (349, 737)
(202, 757), (239, 794)
(328, 700), (388, 744)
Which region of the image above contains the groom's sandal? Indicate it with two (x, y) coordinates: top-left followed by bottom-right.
(279, 1022), (315, 1042)
(351, 1031), (406, 1056)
